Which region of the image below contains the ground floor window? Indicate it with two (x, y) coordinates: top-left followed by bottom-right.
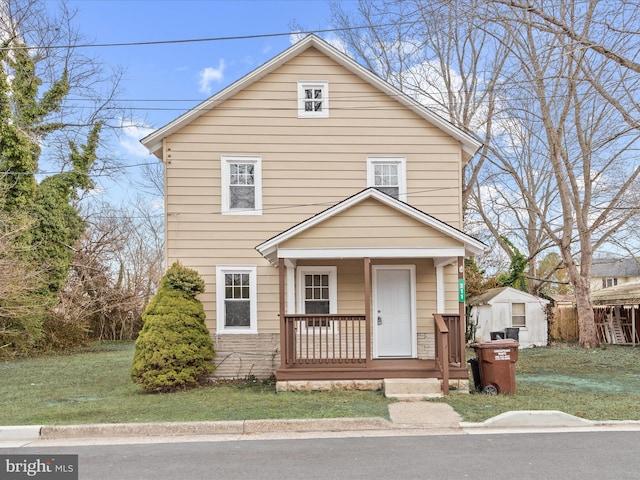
(297, 266), (337, 327)
(216, 265), (257, 333)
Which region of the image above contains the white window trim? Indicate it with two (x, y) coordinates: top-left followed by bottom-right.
(297, 81), (329, 118)
(511, 302), (527, 328)
(221, 155), (262, 215)
(297, 266), (337, 330)
(366, 157), (407, 202)
(216, 265), (258, 334)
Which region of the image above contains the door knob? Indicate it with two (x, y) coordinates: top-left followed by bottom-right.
(377, 316), (382, 325)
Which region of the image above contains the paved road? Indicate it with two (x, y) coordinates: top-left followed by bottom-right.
(3, 431), (640, 479)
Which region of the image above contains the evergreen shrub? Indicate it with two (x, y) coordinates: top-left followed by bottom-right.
(131, 262), (215, 392)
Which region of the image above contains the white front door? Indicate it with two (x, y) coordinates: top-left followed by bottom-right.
(374, 266), (414, 357)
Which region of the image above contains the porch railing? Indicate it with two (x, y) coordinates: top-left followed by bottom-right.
(434, 313), (464, 395)
(282, 314), (367, 367)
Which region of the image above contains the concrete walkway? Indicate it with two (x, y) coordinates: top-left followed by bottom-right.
(2, 402), (640, 448)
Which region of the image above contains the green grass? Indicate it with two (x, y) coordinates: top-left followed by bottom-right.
(3, 343), (640, 426)
(436, 345), (640, 422)
(1, 342), (391, 426)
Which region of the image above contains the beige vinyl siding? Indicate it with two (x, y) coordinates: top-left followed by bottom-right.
(164, 47), (465, 332)
(280, 199), (464, 250)
(294, 259), (456, 335)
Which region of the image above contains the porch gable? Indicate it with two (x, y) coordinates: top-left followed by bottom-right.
(256, 188), (485, 264)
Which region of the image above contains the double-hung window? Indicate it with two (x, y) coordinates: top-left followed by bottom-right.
(297, 266), (337, 327)
(367, 157), (407, 201)
(298, 81), (329, 118)
(603, 278), (618, 288)
(216, 266), (257, 333)
(221, 156), (262, 214)
(511, 302), (526, 328)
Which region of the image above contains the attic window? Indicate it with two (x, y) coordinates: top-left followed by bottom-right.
(603, 278), (618, 288)
(298, 81), (329, 118)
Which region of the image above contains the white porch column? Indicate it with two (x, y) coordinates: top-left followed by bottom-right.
(436, 265), (445, 314)
(434, 258), (457, 313)
(285, 259), (296, 314)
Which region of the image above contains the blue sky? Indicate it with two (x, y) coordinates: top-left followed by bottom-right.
(69, 0), (338, 150)
(65, 0), (339, 180)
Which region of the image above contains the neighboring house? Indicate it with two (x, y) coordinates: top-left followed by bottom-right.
(141, 35), (485, 393)
(468, 287), (550, 348)
(590, 257), (640, 291)
(592, 281), (640, 345)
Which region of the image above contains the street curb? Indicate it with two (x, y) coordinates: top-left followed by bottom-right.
(5, 412), (640, 443)
(461, 410), (594, 428)
(38, 417), (393, 440)
(0, 426), (42, 442)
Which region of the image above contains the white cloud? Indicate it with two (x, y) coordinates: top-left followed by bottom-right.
(119, 118), (154, 158)
(198, 59), (226, 94)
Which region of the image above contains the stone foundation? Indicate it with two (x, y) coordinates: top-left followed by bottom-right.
(446, 379), (470, 393)
(417, 332), (435, 359)
(212, 333), (280, 379)
(276, 379), (383, 392)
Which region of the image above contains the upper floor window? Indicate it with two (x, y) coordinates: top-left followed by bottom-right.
(367, 157), (407, 201)
(511, 302), (526, 327)
(221, 156), (262, 215)
(603, 277), (618, 288)
(298, 81), (329, 118)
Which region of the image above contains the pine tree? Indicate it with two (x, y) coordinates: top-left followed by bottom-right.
(131, 262), (215, 392)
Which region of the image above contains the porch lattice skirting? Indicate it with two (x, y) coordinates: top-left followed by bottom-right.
(210, 333), (436, 379)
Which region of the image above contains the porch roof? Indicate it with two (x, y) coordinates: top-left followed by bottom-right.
(256, 188), (486, 265)
(592, 281), (640, 306)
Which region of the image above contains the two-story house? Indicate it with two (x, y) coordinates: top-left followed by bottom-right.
(590, 257), (640, 291)
(141, 35), (485, 394)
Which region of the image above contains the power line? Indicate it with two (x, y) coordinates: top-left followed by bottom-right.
(0, 162), (158, 176)
(0, 22), (418, 51)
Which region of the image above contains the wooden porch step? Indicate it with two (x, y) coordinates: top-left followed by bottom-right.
(383, 378), (442, 399)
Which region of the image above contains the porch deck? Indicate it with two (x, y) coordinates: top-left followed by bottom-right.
(276, 313), (467, 390)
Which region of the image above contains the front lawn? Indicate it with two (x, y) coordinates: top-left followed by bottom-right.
(2, 342), (639, 425)
(437, 345), (640, 422)
(1, 342), (391, 426)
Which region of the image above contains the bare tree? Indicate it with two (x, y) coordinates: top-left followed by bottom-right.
(59, 199), (163, 341)
(330, 0), (510, 210)
(329, 0), (640, 347)
(478, 1), (640, 346)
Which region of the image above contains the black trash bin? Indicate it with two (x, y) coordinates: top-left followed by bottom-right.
(505, 327), (520, 341)
(467, 357), (481, 392)
(490, 331), (505, 340)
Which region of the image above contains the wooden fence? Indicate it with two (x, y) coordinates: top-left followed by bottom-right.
(549, 306), (579, 342)
(550, 305), (640, 344)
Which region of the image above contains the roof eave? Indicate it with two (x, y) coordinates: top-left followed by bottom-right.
(140, 35), (483, 160)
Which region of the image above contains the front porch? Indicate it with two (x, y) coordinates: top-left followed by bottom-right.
(255, 189), (486, 394)
(275, 259), (468, 394)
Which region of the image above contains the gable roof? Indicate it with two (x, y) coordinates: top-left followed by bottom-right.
(256, 188), (486, 264)
(140, 34), (482, 160)
(591, 257), (640, 278)
(468, 286), (549, 306)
